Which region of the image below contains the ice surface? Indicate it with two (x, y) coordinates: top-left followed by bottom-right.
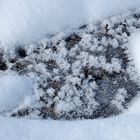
(0, 0), (140, 49)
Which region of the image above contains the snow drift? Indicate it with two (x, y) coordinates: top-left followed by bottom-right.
(0, 0), (140, 49)
(0, 74), (33, 113)
(130, 32), (140, 76)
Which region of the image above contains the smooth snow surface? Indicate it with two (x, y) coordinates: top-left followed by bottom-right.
(129, 32), (140, 115)
(1, 95), (140, 140)
(127, 97), (140, 114)
(130, 32), (140, 75)
(0, 113), (140, 140)
(0, 74), (33, 113)
(1, 0), (140, 49)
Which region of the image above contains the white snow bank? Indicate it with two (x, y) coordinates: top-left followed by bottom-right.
(0, 113), (140, 140)
(127, 31), (140, 114)
(0, 74), (33, 113)
(127, 96), (140, 114)
(130, 32), (140, 75)
(1, 96), (140, 140)
(1, 0), (140, 49)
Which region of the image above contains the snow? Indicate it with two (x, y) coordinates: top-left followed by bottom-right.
(0, 73), (139, 140)
(0, 1), (140, 139)
(1, 0), (140, 49)
(1, 8), (140, 118)
(0, 74), (33, 113)
(130, 32), (140, 75)
(1, 21), (140, 140)
(127, 96), (140, 114)
(128, 31), (140, 115)
(0, 106), (140, 140)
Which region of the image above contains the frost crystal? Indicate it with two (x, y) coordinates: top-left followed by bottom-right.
(1, 8), (140, 120)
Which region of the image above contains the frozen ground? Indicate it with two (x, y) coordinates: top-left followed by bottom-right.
(0, 0), (140, 49)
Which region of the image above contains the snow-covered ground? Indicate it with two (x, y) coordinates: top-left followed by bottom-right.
(0, 74), (33, 113)
(0, 100), (140, 140)
(1, 0), (140, 49)
(130, 32), (140, 76)
(0, 24), (140, 140)
(1, 0), (140, 140)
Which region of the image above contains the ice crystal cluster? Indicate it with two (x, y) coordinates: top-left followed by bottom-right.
(1, 9), (140, 119)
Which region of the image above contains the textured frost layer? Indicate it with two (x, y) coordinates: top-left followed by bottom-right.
(0, 8), (140, 119)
